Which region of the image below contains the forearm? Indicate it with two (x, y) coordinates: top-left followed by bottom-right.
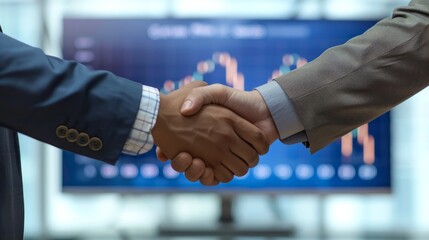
(0, 32), (141, 163)
(275, 0), (429, 152)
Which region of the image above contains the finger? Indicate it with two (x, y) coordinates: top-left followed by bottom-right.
(171, 152), (193, 172)
(181, 84), (233, 116)
(228, 135), (259, 169)
(156, 147), (169, 162)
(213, 164), (234, 183)
(184, 158), (206, 182)
(207, 178), (220, 186)
(200, 168), (218, 186)
(233, 116), (270, 155)
(221, 151), (250, 177)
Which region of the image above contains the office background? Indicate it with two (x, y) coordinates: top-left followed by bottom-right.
(2, 0), (429, 239)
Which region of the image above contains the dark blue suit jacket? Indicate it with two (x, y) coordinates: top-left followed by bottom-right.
(0, 28), (142, 239)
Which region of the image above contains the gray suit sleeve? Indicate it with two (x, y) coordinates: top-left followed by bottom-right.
(275, 0), (429, 153)
(0, 32), (142, 164)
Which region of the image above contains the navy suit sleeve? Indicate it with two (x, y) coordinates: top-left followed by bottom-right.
(0, 32), (142, 164)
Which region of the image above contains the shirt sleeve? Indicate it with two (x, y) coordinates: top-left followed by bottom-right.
(256, 81), (308, 144)
(122, 85), (160, 155)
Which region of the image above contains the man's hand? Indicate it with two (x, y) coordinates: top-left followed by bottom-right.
(182, 84), (279, 143)
(156, 84), (279, 185)
(152, 82), (269, 183)
(157, 150), (219, 186)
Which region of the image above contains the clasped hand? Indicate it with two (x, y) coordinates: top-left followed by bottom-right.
(153, 81), (279, 186)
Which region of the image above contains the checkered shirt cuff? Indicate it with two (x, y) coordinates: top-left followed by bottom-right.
(122, 85), (160, 155)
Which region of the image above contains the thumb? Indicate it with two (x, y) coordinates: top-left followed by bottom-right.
(181, 84), (231, 116)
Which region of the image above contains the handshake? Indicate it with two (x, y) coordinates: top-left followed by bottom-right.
(151, 81), (280, 186)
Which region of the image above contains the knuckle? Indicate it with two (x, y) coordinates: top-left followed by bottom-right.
(217, 131), (234, 144)
(247, 153), (259, 167)
(250, 150), (258, 162)
(262, 144), (270, 155)
(236, 167), (249, 177)
(185, 171), (199, 182)
(212, 83), (223, 91)
(192, 158), (206, 169)
(212, 84), (228, 99)
(191, 80), (208, 88)
(225, 175), (234, 183)
(262, 142), (270, 155)
(189, 87), (200, 96)
(249, 155), (260, 168)
(225, 130), (236, 142)
(189, 163), (204, 178)
(200, 179), (213, 186)
(255, 133), (269, 154)
(171, 162), (185, 172)
(210, 182), (219, 186)
(255, 130), (265, 143)
(171, 154), (191, 172)
(220, 174), (234, 183)
(188, 88), (197, 96)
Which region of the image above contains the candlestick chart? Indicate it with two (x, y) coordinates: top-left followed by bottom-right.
(62, 18), (390, 192)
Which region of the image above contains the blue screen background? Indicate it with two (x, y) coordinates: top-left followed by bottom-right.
(62, 19), (390, 192)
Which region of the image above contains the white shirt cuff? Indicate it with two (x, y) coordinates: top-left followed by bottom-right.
(256, 81), (307, 144)
(122, 85), (160, 155)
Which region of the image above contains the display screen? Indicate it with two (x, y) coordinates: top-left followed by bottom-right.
(62, 18), (390, 192)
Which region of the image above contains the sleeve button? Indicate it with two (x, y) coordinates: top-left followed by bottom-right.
(77, 133), (90, 147)
(66, 129), (79, 142)
(88, 137), (103, 151)
(56, 125), (68, 138)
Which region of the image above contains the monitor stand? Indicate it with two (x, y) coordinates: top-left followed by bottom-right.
(159, 195), (295, 238)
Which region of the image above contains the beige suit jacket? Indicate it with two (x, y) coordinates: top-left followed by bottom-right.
(275, 0), (429, 153)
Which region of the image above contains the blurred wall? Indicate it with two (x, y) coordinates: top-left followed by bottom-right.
(4, 0), (429, 239)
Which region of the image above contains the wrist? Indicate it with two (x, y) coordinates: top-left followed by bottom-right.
(251, 90), (270, 117)
(252, 90), (280, 144)
(122, 85), (160, 156)
(152, 94), (168, 145)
